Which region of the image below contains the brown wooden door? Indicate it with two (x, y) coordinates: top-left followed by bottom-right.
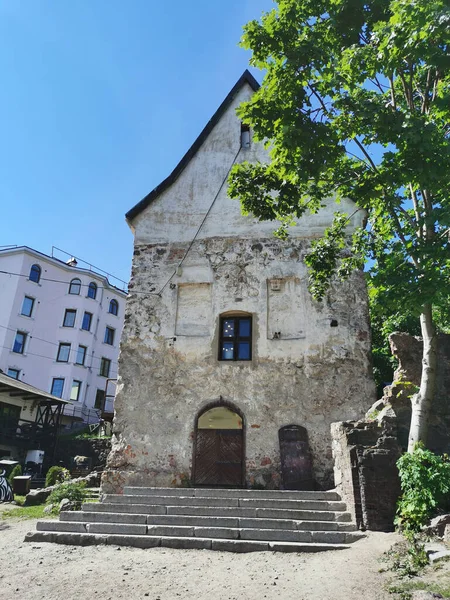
(279, 425), (314, 490)
(194, 428), (243, 487)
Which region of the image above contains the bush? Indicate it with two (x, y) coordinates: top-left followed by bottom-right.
(45, 466), (70, 487)
(395, 443), (450, 534)
(47, 481), (87, 509)
(7, 464), (22, 485)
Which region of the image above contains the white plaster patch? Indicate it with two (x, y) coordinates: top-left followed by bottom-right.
(267, 277), (306, 340)
(175, 283), (212, 337)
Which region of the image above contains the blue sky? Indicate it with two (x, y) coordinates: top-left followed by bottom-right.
(0, 0), (273, 284)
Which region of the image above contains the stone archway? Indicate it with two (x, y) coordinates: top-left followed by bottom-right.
(192, 403), (244, 487)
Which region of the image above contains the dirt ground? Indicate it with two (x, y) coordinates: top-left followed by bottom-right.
(0, 516), (403, 600)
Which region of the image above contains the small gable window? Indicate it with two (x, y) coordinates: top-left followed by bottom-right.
(219, 315), (252, 361)
(87, 282), (97, 300)
(241, 123), (250, 149)
(69, 278), (81, 295)
(109, 299), (119, 316)
(29, 264), (41, 283)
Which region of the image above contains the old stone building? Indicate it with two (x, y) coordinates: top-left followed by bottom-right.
(103, 71), (376, 494)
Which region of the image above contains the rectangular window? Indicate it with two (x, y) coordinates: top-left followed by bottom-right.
(99, 357), (111, 378)
(21, 296), (35, 317)
(81, 311), (92, 331)
(51, 378), (64, 398)
(219, 316), (252, 361)
(63, 309), (77, 327)
(95, 388), (105, 410)
(13, 331), (27, 354)
(70, 380), (82, 401)
(7, 368), (20, 380)
(56, 343), (71, 362)
(104, 326), (115, 346)
(75, 345), (87, 366)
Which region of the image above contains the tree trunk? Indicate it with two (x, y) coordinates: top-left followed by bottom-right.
(408, 304), (437, 452)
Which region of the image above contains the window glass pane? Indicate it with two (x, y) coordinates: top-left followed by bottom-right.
(57, 344), (71, 362)
(63, 309), (76, 327)
(7, 368), (20, 380)
(221, 342), (234, 360)
(109, 300), (118, 315)
(104, 327), (114, 345)
(95, 389), (105, 409)
(82, 312), (92, 331)
(237, 342), (250, 360)
(30, 264), (41, 283)
(100, 358), (111, 377)
(222, 319), (235, 337)
(88, 282), (97, 299)
(239, 319), (251, 337)
(70, 381), (81, 401)
(75, 345), (86, 365)
(51, 378), (64, 398)
(21, 296), (34, 317)
(69, 279), (81, 295)
(13, 332), (26, 353)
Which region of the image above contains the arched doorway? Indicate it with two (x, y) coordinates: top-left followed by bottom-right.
(193, 404), (244, 487)
(279, 425), (314, 490)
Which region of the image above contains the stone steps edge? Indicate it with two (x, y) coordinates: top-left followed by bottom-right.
(122, 487), (341, 500)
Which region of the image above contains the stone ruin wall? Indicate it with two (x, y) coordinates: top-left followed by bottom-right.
(102, 235), (376, 493)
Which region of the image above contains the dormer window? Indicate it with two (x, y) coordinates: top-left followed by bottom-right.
(241, 123), (250, 149)
(219, 315), (252, 361)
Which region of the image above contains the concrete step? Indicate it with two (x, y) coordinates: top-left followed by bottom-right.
(35, 519), (364, 544)
(83, 502), (351, 521)
(62, 510), (356, 531)
(123, 487), (340, 501)
(103, 494), (347, 512)
(25, 530), (352, 552)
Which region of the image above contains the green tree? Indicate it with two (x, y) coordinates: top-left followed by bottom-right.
(229, 0), (450, 451)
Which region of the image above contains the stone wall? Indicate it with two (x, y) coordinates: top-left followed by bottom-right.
(56, 437), (111, 471)
(331, 418), (401, 531)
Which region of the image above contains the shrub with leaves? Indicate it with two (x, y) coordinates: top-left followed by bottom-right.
(395, 444), (450, 534)
(45, 465), (70, 487)
(46, 481), (87, 510)
(7, 464), (22, 485)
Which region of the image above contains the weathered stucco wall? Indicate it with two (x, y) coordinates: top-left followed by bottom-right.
(102, 79), (376, 493)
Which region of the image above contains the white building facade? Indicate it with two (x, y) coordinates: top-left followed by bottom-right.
(0, 247), (126, 424)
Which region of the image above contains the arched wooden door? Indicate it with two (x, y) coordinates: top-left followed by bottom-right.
(279, 425), (314, 490)
(193, 406), (244, 487)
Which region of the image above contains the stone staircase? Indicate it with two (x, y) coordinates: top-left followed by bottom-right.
(25, 487), (364, 552)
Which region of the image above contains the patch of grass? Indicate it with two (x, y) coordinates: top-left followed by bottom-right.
(382, 538), (429, 578)
(1, 504), (53, 520)
(389, 579), (450, 599)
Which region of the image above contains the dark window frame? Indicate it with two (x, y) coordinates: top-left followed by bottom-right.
(7, 368), (20, 380)
(51, 378), (64, 398)
(21, 296), (35, 317)
(87, 282), (97, 300)
(29, 264), (41, 283)
(56, 342), (71, 363)
(104, 326), (115, 346)
(63, 308), (77, 328)
(70, 380), (82, 401)
(109, 299), (119, 316)
(99, 357), (111, 378)
(13, 331), (27, 354)
(81, 311), (93, 331)
(69, 278), (81, 295)
(218, 315), (252, 362)
(75, 344), (87, 366)
(95, 388), (105, 410)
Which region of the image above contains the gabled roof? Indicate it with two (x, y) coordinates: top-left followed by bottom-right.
(125, 69), (260, 224)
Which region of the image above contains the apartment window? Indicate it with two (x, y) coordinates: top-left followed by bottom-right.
(13, 331), (27, 354)
(63, 309), (77, 327)
(81, 311), (93, 331)
(104, 326), (115, 346)
(87, 282), (97, 300)
(75, 345), (87, 366)
(219, 316), (252, 361)
(51, 378), (64, 398)
(70, 380), (82, 401)
(56, 343), (71, 362)
(99, 357), (111, 378)
(95, 388), (105, 410)
(29, 264), (41, 283)
(69, 278), (81, 295)
(7, 368), (20, 380)
(21, 296), (35, 317)
(109, 299), (119, 316)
